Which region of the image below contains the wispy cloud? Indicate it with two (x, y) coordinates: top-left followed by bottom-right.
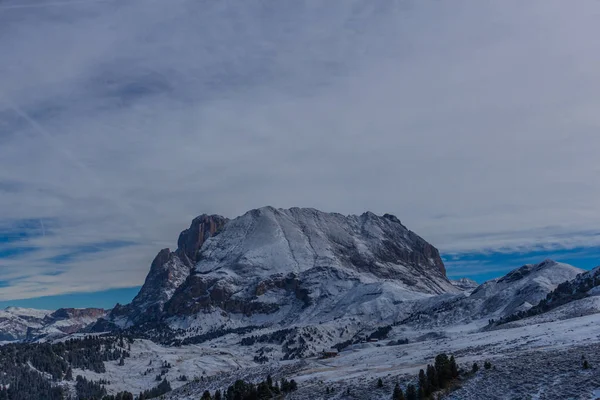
(1, 0), (600, 300)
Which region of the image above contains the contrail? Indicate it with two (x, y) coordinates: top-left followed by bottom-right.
(0, 95), (150, 243)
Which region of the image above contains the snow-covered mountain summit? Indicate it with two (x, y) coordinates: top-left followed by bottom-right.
(100, 206), (458, 334)
(401, 259), (584, 328)
(469, 259), (582, 316)
(451, 278), (479, 292)
(0, 307), (106, 341)
(0, 307), (52, 341)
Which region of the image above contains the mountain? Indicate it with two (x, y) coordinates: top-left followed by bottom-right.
(0, 307), (52, 341)
(0, 307), (106, 341)
(450, 278), (479, 292)
(98, 206), (458, 337)
(496, 264), (600, 326)
(401, 259), (584, 328)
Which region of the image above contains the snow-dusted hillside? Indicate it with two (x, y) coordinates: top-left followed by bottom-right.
(0, 307), (106, 341)
(0, 307), (52, 341)
(399, 260), (584, 329)
(495, 264), (600, 326)
(451, 278), (479, 293)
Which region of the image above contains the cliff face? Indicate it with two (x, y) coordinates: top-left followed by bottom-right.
(109, 214), (228, 325)
(177, 214), (229, 264)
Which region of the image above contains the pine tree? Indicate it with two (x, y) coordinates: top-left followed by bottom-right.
(583, 360), (590, 369)
(378, 378), (384, 388)
(450, 356), (459, 378)
(214, 389), (222, 400)
(418, 369), (429, 397)
(434, 353), (451, 388)
(406, 384), (417, 400)
(65, 367), (73, 381)
(392, 383), (405, 400)
(472, 363), (479, 373)
(201, 389), (212, 399)
(426, 364), (438, 392)
(484, 361), (492, 370)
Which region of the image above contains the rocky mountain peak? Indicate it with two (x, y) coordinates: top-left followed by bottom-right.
(177, 214), (229, 264)
(108, 213), (228, 325)
(101, 206), (457, 333)
(451, 277), (479, 291)
(47, 308), (106, 322)
(498, 259), (561, 284)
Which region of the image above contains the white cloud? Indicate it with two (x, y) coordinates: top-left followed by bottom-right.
(1, 0), (599, 299)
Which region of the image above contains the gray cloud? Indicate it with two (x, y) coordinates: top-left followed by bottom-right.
(1, 0), (599, 300)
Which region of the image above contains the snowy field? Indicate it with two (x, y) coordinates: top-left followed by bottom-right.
(71, 312), (600, 399)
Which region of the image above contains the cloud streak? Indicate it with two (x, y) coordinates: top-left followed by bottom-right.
(1, 0), (599, 299)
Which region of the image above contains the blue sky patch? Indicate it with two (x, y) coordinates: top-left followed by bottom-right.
(0, 286), (142, 310)
(444, 246), (599, 283)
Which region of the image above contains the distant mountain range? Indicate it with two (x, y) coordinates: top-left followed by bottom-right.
(0, 307), (105, 341)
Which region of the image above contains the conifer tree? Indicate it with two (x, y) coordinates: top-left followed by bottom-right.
(406, 384), (417, 400)
(418, 368), (429, 396)
(450, 356), (459, 378)
(426, 364), (438, 392)
(392, 383), (405, 400)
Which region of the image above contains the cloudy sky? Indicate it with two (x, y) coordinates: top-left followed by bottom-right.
(1, 0), (599, 308)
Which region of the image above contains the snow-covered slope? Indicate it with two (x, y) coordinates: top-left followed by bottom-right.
(0, 307), (106, 341)
(451, 278), (479, 292)
(495, 264), (600, 326)
(401, 260), (583, 328)
(470, 259), (582, 316)
(0, 307), (52, 341)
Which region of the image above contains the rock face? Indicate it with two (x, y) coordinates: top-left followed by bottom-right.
(102, 206), (457, 334)
(109, 214), (228, 326)
(177, 214), (229, 264)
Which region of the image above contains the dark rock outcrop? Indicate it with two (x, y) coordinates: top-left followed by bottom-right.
(104, 214), (228, 326)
